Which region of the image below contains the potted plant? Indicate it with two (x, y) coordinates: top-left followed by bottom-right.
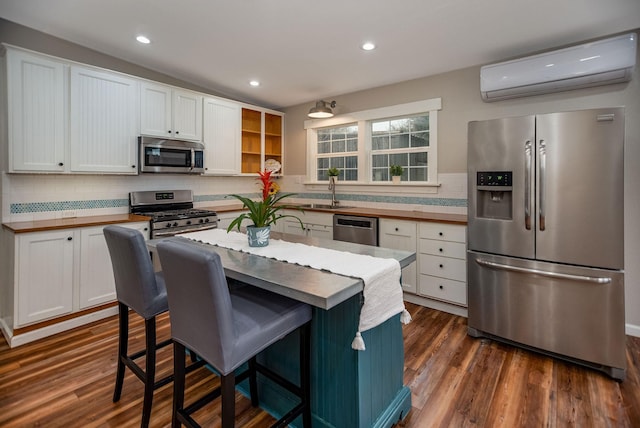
(226, 170), (303, 247)
(327, 167), (340, 180)
(390, 165), (403, 184)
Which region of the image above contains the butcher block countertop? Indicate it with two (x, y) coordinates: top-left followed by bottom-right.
(212, 203), (467, 225)
(1, 204), (466, 234)
(2, 214), (151, 233)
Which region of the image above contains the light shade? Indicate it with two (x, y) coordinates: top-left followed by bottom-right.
(308, 100), (336, 118)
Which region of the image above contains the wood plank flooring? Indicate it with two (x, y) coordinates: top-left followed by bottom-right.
(1, 302), (638, 427)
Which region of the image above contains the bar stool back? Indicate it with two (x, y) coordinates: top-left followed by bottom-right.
(157, 238), (312, 428)
(104, 225), (173, 428)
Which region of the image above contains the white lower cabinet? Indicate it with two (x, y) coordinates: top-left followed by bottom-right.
(379, 219), (418, 294)
(16, 230), (75, 326)
(14, 221), (149, 327)
(283, 210), (332, 239)
(417, 222), (467, 306)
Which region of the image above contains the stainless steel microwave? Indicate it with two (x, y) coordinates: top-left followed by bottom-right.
(139, 136), (205, 174)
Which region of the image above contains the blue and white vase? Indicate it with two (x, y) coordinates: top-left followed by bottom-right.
(247, 225), (271, 247)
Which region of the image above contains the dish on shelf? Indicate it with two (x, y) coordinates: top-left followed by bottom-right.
(265, 158), (282, 173)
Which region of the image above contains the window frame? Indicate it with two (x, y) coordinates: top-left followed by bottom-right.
(304, 98), (441, 186)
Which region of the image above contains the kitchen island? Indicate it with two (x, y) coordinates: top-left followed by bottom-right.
(148, 232), (416, 427)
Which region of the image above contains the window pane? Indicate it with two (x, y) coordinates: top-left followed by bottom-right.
(318, 129), (331, 141)
(346, 125), (358, 138)
(372, 135), (389, 150)
(390, 134), (409, 149)
(372, 168), (388, 181)
(330, 158), (345, 169)
(372, 154), (388, 168)
(390, 118), (410, 133)
(318, 141), (330, 153)
(344, 169), (358, 181)
(372, 120), (389, 134)
(409, 152), (428, 166)
(389, 153), (407, 167)
(409, 167), (427, 181)
(317, 158), (329, 169)
(345, 156), (358, 169)
(346, 138), (358, 152)
(411, 131), (429, 147)
(332, 140), (345, 153)
(411, 115), (429, 132)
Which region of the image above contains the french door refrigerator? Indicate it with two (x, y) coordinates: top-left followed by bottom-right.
(467, 107), (626, 380)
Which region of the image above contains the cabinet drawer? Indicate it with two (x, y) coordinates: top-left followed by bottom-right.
(419, 222), (466, 243)
(379, 219), (416, 237)
(419, 239), (466, 259)
(419, 255), (466, 282)
(418, 275), (467, 306)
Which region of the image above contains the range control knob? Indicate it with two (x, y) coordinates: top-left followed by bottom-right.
(186, 220), (192, 225)
(198, 218), (204, 224)
(173, 222), (178, 227)
(166, 222), (172, 228)
(204, 218), (210, 223)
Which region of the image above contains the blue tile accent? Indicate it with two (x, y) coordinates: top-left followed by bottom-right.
(10, 198), (129, 214)
(10, 193), (466, 215)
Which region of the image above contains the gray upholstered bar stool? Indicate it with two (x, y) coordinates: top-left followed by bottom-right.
(157, 238), (312, 428)
(103, 226), (177, 428)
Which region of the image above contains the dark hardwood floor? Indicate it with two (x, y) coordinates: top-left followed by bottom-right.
(1, 302), (638, 427)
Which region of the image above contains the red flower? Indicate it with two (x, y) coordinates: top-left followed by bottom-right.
(258, 170), (273, 202)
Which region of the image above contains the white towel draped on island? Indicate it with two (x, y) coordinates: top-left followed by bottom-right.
(179, 229), (411, 350)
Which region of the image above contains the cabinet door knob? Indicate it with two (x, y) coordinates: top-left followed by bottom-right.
(395, 227), (399, 231)
(175, 131), (179, 134)
(439, 248), (443, 252)
(439, 285), (444, 290)
(439, 232), (443, 236)
(67, 236), (73, 241)
(439, 264), (443, 268)
(132, 165), (136, 168)
(58, 162), (64, 166)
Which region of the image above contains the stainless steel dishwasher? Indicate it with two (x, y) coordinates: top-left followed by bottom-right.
(333, 214), (378, 246)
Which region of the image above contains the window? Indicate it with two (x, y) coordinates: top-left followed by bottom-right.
(305, 98), (441, 185)
(371, 115), (429, 182)
(316, 125), (358, 181)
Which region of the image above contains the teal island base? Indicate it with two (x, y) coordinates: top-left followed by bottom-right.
(237, 293), (412, 427)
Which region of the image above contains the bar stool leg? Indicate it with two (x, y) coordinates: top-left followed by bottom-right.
(141, 317), (157, 428)
(220, 373), (236, 428)
(113, 302), (128, 403)
(172, 342), (186, 428)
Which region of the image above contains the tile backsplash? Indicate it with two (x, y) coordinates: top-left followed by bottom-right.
(2, 172), (467, 222)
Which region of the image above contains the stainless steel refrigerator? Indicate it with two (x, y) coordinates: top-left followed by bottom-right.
(467, 107), (626, 380)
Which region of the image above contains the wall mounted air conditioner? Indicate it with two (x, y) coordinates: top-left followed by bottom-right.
(480, 33), (637, 102)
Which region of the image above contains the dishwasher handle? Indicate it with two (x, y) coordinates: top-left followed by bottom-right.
(335, 217), (375, 229)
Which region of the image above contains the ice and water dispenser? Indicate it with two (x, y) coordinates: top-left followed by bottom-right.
(475, 171), (513, 220)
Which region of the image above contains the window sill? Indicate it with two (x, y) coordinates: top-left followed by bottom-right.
(303, 181), (441, 194)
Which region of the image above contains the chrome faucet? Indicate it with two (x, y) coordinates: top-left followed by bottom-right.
(328, 176), (338, 207)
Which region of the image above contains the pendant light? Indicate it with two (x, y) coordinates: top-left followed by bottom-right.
(308, 100), (337, 118)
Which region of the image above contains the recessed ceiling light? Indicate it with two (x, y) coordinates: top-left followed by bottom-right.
(249, 80), (260, 87)
(362, 42), (376, 51)
(136, 35), (151, 44)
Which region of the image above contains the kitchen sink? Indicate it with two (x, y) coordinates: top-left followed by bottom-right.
(295, 203), (353, 210)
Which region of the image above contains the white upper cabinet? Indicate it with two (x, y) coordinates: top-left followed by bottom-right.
(6, 48), (66, 172)
(140, 82), (203, 141)
(69, 66), (139, 174)
(202, 96), (241, 175)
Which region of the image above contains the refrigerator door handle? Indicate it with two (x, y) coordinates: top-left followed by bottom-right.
(538, 139), (546, 231)
(475, 258), (612, 284)
(524, 140), (532, 230)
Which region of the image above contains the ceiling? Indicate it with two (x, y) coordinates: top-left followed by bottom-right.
(1, 0), (639, 110)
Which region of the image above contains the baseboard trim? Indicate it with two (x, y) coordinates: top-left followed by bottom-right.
(625, 323), (640, 338)
(3, 307), (118, 348)
(403, 293), (468, 318)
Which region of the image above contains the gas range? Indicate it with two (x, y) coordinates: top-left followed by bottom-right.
(129, 190), (218, 238)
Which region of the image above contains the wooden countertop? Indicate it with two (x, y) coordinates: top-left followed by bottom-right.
(211, 203), (467, 225)
(2, 214), (151, 233)
(1, 203), (465, 234)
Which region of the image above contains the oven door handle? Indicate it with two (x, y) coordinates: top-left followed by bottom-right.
(153, 225), (217, 237)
